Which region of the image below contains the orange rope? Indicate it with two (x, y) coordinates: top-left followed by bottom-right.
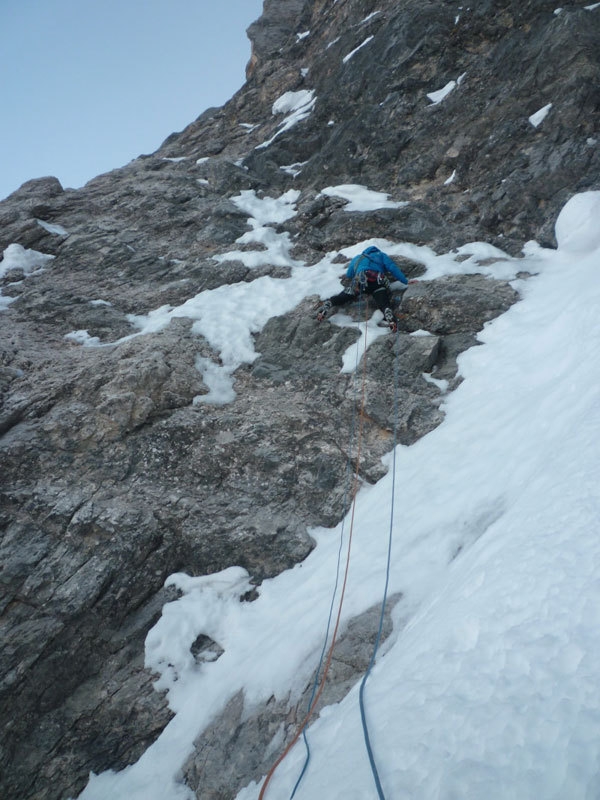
(258, 304), (371, 800)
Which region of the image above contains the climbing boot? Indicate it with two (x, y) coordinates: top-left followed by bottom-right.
(380, 307), (397, 332)
(316, 299), (332, 321)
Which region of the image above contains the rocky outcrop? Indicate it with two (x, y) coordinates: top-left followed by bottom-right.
(0, 0), (598, 798)
(182, 595), (401, 800)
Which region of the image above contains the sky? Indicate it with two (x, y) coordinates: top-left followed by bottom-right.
(22, 181), (595, 800)
(0, 0), (263, 201)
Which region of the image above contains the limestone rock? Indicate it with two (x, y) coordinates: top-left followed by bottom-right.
(0, 0), (597, 797)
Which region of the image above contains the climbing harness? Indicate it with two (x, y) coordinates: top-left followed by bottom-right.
(260, 295), (400, 800)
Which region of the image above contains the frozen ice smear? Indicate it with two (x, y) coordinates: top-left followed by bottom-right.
(68, 191), (600, 800)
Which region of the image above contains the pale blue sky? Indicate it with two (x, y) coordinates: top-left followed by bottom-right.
(0, 0), (263, 200)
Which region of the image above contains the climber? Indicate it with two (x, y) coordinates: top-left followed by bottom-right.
(315, 245), (410, 332)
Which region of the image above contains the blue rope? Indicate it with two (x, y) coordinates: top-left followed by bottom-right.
(289, 295), (365, 799)
(358, 332), (400, 799)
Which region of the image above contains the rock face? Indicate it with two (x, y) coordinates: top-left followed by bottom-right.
(0, 1), (598, 799)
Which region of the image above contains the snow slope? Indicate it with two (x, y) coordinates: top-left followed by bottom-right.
(75, 190), (600, 800)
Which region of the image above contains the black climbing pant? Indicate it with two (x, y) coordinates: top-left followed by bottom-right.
(330, 283), (392, 313)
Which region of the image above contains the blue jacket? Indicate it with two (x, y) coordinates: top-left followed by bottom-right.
(346, 246), (408, 285)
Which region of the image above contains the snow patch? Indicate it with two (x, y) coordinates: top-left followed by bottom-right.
(555, 191), (600, 253)
(256, 90), (316, 149)
(427, 80), (456, 105)
(529, 103), (552, 128)
(361, 11), (381, 24)
(193, 356), (236, 406)
(272, 90), (314, 117)
(1, 243), (54, 279)
(444, 170), (457, 185)
(1, 243), (55, 309)
(279, 162), (308, 178)
(36, 219), (69, 236)
(320, 184), (408, 212)
(64, 330), (102, 346)
(342, 35), (374, 63)
(339, 313), (390, 372)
